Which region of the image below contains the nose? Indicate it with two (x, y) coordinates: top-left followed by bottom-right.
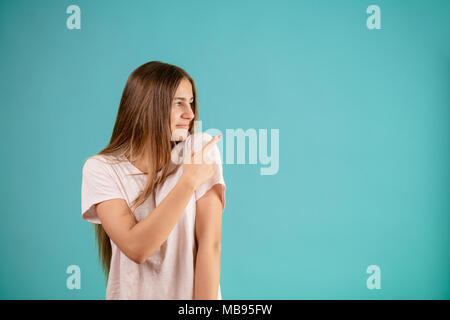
(182, 106), (195, 121)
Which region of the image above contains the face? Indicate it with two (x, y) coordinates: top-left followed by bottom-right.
(170, 78), (195, 141)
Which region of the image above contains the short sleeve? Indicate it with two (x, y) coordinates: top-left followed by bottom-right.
(192, 133), (226, 212)
(81, 156), (126, 224)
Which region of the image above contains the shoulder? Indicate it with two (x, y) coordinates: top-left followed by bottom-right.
(82, 154), (119, 176)
(83, 154), (105, 169)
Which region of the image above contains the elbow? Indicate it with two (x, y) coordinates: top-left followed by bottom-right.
(134, 256), (146, 265)
(130, 246), (149, 265)
(123, 240), (147, 265)
(124, 249), (145, 265)
(126, 242), (158, 265)
(132, 251), (159, 265)
(131, 251), (151, 265)
(125, 230), (163, 265)
(129, 251), (145, 265)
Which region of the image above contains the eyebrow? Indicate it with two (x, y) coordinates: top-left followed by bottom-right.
(174, 97), (194, 102)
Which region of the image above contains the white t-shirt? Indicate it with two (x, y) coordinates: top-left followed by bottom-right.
(81, 132), (226, 299)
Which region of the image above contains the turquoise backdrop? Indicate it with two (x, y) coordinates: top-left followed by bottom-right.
(0, 0), (449, 299)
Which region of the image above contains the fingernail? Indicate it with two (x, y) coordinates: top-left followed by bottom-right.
(217, 135), (222, 139)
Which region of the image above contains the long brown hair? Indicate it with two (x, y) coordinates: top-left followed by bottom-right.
(93, 61), (198, 281)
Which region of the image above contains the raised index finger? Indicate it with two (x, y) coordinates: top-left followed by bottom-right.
(202, 134), (222, 154)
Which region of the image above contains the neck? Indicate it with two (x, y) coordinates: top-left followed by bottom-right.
(127, 153), (149, 174)
(129, 156), (164, 174)
(135, 160), (149, 174)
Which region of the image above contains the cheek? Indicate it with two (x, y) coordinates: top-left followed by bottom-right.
(170, 109), (178, 127)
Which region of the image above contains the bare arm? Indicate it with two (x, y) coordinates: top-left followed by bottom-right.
(96, 176), (196, 264)
(193, 184), (223, 299)
(95, 134), (222, 265)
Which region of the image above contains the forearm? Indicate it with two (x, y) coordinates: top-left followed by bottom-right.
(129, 176), (196, 263)
(193, 247), (221, 299)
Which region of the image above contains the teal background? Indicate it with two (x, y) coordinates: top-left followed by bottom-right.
(0, 0), (449, 299)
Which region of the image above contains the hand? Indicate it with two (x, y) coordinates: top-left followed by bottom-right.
(180, 134), (222, 190)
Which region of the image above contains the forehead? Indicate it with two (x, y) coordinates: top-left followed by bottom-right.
(174, 79), (193, 98)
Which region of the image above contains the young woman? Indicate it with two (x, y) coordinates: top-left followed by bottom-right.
(81, 61), (226, 300)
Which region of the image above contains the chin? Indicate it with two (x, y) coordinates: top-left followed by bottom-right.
(171, 128), (189, 141)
